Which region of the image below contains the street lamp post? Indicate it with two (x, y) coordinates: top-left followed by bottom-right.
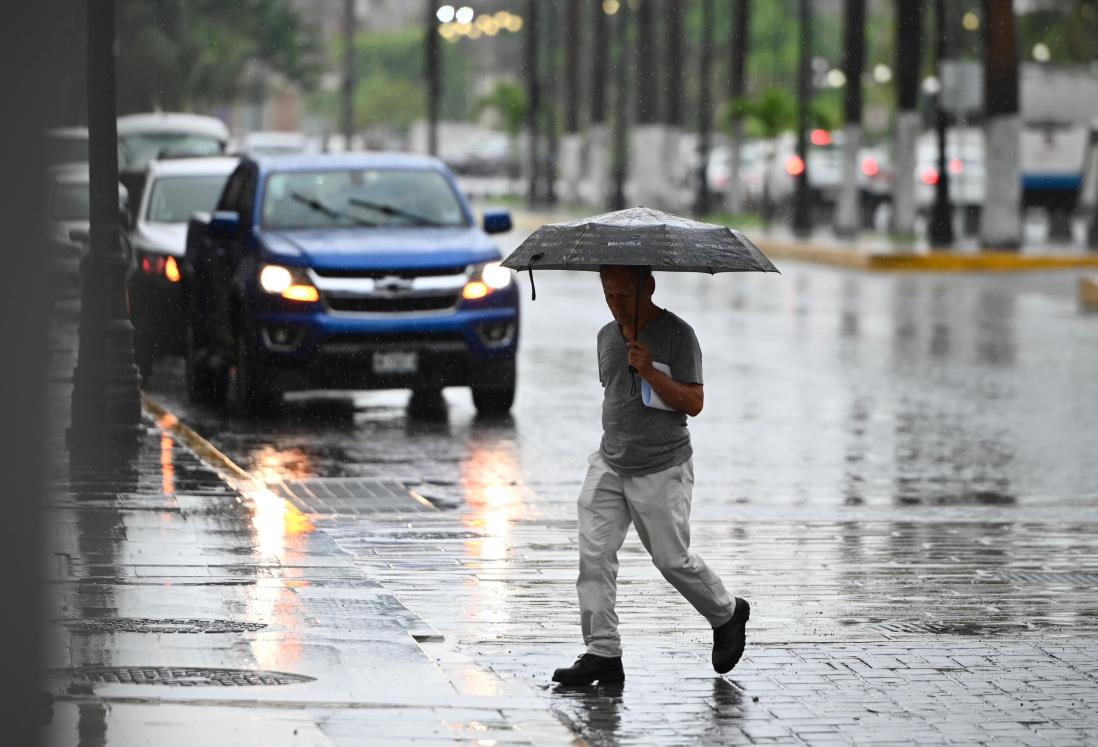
(791, 0), (814, 236)
(928, 0), (955, 246)
(69, 0), (142, 454)
(342, 0), (356, 151)
(425, 1), (440, 156)
(693, 0), (714, 216)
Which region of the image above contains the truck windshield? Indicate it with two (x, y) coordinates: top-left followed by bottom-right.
(262, 169), (469, 230)
(146, 174), (231, 223)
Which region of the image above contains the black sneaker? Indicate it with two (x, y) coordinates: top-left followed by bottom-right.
(712, 597), (750, 674)
(552, 653), (625, 686)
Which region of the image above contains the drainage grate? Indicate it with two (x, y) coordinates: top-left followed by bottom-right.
(65, 666), (314, 686)
(268, 478), (438, 515)
(997, 571), (1098, 586)
(870, 621), (1032, 636)
(60, 618), (267, 634)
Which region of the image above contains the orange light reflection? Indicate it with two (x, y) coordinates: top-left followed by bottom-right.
(156, 413), (177, 496)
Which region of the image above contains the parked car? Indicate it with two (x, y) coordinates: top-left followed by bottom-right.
(127, 156), (238, 377)
(44, 127), (89, 168)
(182, 152), (519, 415)
(45, 164), (127, 298)
(915, 128), (986, 233)
(239, 131), (311, 157)
(117, 112), (231, 221)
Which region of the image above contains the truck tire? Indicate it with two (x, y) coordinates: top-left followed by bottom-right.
(471, 357), (516, 416)
(184, 321), (226, 406)
(231, 325), (282, 416)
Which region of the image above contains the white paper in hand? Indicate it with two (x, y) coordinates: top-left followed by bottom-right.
(641, 361), (676, 411)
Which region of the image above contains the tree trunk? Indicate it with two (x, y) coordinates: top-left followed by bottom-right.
(836, 0), (866, 237)
(792, 0), (813, 235)
(665, 0), (685, 127)
(726, 0), (750, 213)
(890, 0), (922, 237)
(609, 2), (629, 210)
(590, 0), (608, 125)
(693, 0), (714, 216)
(424, 0), (440, 156)
(565, 0), (581, 134)
(526, 0), (541, 206)
(543, 0), (560, 204)
(634, 0), (659, 125)
(980, 0), (1021, 248)
(341, 0), (355, 149)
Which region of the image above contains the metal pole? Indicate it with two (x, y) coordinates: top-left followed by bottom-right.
(425, 0), (440, 156)
(70, 0), (142, 452)
(342, 0), (356, 150)
(928, 0), (954, 246)
(526, 0), (542, 206)
(792, 0), (814, 236)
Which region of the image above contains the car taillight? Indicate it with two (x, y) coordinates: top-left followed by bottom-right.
(861, 157), (880, 177)
(810, 129), (832, 146)
(141, 254), (182, 283)
(920, 167), (939, 186)
(785, 155), (806, 176)
(948, 157), (964, 175)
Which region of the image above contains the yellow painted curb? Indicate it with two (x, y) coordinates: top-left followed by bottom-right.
(141, 393), (253, 484)
(1081, 276), (1098, 310)
(758, 238), (1098, 273)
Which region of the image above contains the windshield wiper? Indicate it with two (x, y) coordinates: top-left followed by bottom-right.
(348, 197), (445, 227)
(290, 192), (378, 227)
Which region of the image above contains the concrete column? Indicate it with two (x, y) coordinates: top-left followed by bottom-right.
(980, 114), (1022, 248)
(891, 110), (919, 236)
(836, 124), (863, 236)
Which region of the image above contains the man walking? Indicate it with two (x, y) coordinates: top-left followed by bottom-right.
(552, 265), (750, 686)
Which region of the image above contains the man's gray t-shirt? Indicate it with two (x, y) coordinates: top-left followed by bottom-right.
(597, 309), (703, 476)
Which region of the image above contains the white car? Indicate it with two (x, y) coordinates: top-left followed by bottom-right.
(117, 112), (231, 173)
(44, 127), (89, 168)
(915, 128), (986, 224)
(127, 156), (238, 375)
(239, 131), (312, 157)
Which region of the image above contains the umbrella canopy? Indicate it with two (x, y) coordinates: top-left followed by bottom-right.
(500, 206), (779, 275)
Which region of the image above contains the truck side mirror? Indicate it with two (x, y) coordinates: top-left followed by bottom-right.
(483, 209), (512, 234)
(209, 210), (241, 237)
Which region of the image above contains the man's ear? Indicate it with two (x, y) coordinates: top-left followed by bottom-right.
(646, 274), (656, 296)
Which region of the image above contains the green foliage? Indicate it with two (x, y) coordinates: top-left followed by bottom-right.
(310, 28), (473, 132)
(114, 0), (320, 113)
(721, 87), (842, 139)
(474, 81), (527, 136)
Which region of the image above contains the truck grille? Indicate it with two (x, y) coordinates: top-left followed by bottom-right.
(325, 293), (459, 313)
(309, 267), (468, 316)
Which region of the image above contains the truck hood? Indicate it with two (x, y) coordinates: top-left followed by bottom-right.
(259, 227), (501, 271)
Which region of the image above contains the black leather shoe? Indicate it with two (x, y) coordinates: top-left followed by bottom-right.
(712, 597), (750, 674)
(552, 652), (625, 686)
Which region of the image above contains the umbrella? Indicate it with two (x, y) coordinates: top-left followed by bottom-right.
(500, 206), (780, 379)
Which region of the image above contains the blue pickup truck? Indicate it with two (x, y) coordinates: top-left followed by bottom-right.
(182, 152), (518, 415)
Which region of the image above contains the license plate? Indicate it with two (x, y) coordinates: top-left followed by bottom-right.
(372, 351), (418, 375)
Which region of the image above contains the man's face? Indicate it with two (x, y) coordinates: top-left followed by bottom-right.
(600, 267), (651, 327)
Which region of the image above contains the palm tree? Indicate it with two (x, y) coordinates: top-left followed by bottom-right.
(980, 0), (1021, 248)
(734, 89), (797, 225)
(891, 0), (922, 238)
(525, 0), (541, 206)
(835, 0), (866, 237)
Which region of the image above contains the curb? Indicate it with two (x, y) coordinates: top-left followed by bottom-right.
(141, 393), (253, 484)
(757, 238), (1098, 273)
(1081, 275), (1098, 310)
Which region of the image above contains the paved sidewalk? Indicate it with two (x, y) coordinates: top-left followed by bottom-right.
(44, 324), (579, 745)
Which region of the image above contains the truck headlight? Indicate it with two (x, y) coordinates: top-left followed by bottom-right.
(462, 261), (512, 300)
(259, 264), (319, 302)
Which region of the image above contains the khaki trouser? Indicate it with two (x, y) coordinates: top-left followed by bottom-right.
(577, 451), (735, 658)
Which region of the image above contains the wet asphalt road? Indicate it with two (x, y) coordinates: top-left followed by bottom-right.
(114, 223), (1098, 744)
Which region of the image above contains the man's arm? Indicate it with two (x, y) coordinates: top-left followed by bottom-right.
(627, 341), (704, 417)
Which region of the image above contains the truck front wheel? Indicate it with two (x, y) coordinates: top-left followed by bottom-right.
(231, 326), (282, 416)
(471, 357), (516, 416)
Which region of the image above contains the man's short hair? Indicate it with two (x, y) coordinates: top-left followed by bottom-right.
(599, 264), (653, 281)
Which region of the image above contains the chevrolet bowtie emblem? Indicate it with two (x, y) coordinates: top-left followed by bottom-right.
(376, 275), (414, 293)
